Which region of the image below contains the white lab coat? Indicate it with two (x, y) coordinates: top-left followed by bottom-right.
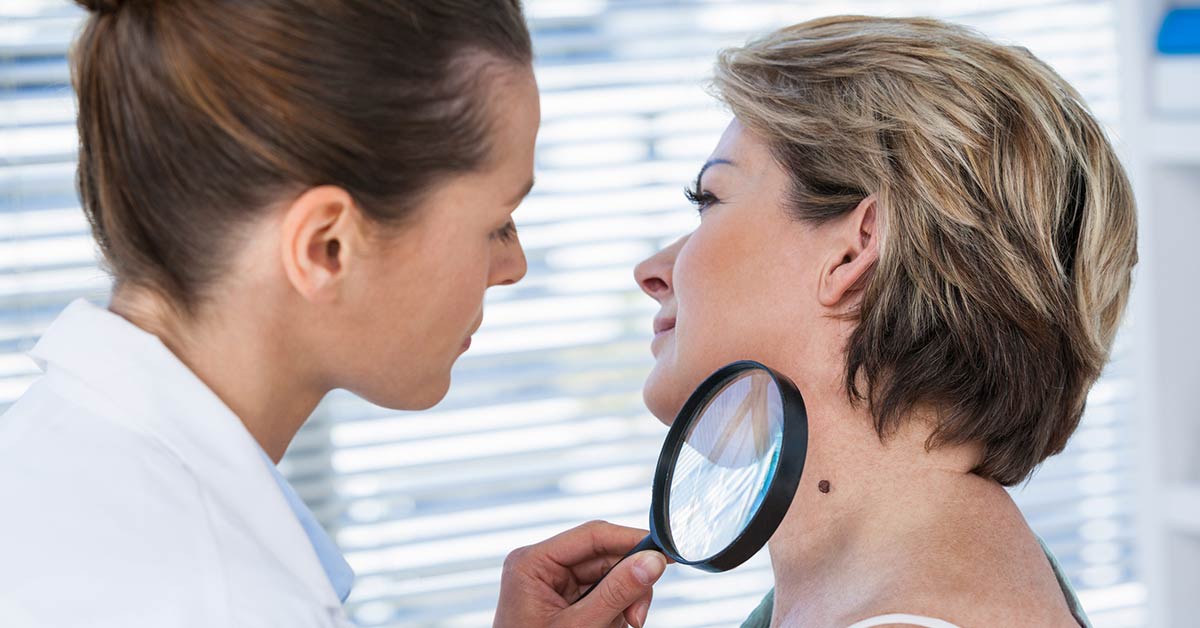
(0, 300), (354, 628)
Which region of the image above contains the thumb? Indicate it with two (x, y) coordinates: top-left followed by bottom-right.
(570, 551), (666, 628)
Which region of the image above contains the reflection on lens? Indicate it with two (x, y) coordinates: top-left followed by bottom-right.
(667, 369), (784, 562)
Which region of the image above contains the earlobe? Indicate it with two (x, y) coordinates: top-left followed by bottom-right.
(818, 195), (880, 308)
(280, 186), (355, 302)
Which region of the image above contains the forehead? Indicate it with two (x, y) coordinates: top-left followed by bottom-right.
(712, 119), (746, 157)
(708, 118), (770, 171)
(482, 67), (540, 155)
(706, 119), (779, 188)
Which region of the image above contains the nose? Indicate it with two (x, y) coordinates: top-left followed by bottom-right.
(635, 236), (686, 303)
(490, 238), (528, 287)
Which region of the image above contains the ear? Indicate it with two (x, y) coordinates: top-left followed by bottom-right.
(279, 186), (359, 302)
(818, 195), (880, 308)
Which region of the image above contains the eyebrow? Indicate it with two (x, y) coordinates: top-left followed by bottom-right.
(509, 177), (535, 206)
(693, 158), (734, 190)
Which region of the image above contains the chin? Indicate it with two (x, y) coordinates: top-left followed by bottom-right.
(356, 373), (451, 412)
(642, 363), (685, 426)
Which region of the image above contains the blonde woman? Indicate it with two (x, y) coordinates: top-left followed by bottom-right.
(635, 16), (1136, 628)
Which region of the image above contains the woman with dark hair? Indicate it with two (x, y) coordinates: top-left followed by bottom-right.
(0, 2), (663, 627)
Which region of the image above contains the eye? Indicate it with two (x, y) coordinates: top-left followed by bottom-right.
(491, 220), (518, 243)
(684, 184), (719, 213)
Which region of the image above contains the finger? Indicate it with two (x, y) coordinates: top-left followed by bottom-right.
(571, 550), (680, 594)
(622, 590), (653, 628)
(540, 520), (649, 567)
(565, 550), (666, 628)
(570, 546), (677, 580)
(569, 554), (622, 587)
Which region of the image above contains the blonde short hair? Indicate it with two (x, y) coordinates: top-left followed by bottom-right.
(713, 16), (1138, 485)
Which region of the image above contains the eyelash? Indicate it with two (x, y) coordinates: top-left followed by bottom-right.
(684, 184), (719, 213)
(492, 220), (518, 243)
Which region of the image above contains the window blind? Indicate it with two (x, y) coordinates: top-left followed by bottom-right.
(0, 1), (1141, 626)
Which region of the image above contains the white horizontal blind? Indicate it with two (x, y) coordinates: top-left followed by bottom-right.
(0, 1), (1141, 627)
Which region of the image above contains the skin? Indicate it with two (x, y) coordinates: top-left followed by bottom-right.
(113, 67), (540, 462)
(110, 64), (662, 628)
(634, 119), (1080, 627)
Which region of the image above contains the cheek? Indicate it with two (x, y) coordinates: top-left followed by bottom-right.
(372, 239), (488, 356)
(421, 247), (490, 336)
(675, 221), (821, 372)
(643, 231), (749, 423)
(674, 227), (763, 353)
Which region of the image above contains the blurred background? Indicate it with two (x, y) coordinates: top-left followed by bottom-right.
(2, 0), (1196, 626)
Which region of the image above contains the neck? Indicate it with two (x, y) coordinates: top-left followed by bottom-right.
(109, 287), (324, 463)
(766, 393), (999, 623)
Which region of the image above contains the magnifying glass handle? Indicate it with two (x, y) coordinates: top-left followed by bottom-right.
(576, 534), (661, 602)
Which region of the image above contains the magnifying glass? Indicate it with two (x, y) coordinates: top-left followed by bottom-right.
(579, 360), (808, 599)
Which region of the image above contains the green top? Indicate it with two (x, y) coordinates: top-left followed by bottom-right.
(739, 537), (1092, 628)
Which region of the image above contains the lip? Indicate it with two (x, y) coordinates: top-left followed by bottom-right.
(653, 316), (676, 337)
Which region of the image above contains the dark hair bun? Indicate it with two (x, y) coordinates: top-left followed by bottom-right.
(76, 0), (123, 14)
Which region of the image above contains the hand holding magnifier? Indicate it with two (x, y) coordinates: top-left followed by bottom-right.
(578, 360), (808, 599)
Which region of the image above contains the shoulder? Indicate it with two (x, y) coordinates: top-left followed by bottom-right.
(0, 377), (200, 507)
(0, 383), (231, 625)
(740, 589), (774, 628)
(856, 516), (1080, 627)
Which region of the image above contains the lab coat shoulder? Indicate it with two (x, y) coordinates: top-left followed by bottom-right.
(0, 376), (232, 628)
(0, 302), (354, 628)
(0, 376), (353, 628)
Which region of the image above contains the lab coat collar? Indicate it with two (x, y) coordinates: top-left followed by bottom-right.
(29, 299), (345, 611)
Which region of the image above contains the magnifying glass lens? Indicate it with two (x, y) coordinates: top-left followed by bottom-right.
(575, 362), (805, 602)
(667, 369), (784, 562)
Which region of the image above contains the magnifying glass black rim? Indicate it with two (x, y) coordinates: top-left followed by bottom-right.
(649, 360), (808, 572)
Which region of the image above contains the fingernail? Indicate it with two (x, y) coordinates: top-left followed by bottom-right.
(632, 551), (666, 585)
